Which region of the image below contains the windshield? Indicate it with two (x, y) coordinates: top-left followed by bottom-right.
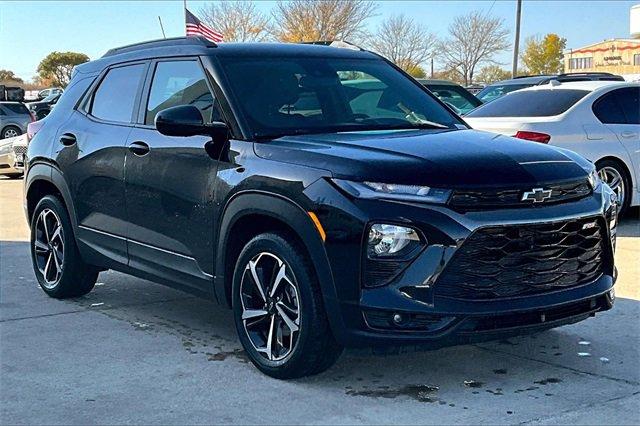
(467, 89), (590, 117)
(477, 83), (533, 103)
(423, 84), (482, 115)
(42, 94), (59, 102)
(219, 56), (462, 139)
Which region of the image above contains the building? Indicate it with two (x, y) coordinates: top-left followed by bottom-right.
(563, 4), (640, 80)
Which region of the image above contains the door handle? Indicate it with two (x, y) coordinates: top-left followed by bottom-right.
(620, 131), (638, 139)
(59, 133), (77, 146)
(128, 141), (150, 156)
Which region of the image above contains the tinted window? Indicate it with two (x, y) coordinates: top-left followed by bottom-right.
(91, 64), (145, 123)
(476, 83), (532, 103)
(467, 89), (589, 117)
(424, 84), (482, 114)
(146, 61), (215, 126)
(615, 87), (640, 125)
(220, 57), (461, 138)
(593, 90), (627, 124)
(2, 103), (29, 115)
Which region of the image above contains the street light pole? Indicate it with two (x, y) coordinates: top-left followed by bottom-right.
(512, 0), (522, 78)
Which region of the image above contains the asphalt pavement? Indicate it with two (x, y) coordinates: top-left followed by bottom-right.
(1, 177), (639, 425)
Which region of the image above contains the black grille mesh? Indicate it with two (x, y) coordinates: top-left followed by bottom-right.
(434, 217), (604, 300)
(449, 180), (592, 210)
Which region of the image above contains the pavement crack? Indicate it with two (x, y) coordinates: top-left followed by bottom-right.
(474, 344), (640, 386)
(0, 296), (195, 323)
(518, 390), (640, 424)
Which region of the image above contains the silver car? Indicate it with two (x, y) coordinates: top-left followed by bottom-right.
(0, 102), (32, 139)
(0, 134), (27, 178)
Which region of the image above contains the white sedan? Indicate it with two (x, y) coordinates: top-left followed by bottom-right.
(465, 81), (639, 215)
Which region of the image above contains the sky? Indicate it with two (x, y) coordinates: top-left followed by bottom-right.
(0, 0), (638, 81)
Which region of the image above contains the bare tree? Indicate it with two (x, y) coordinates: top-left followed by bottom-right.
(272, 0), (377, 43)
(440, 11), (510, 85)
(200, 1), (273, 42)
(370, 14), (437, 75)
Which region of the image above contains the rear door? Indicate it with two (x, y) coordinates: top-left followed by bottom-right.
(56, 61), (148, 267)
(592, 87), (640, 192)
(124, 58), (223, 295)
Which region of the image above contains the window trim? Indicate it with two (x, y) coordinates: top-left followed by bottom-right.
(136, 56), (219, 129)
(79, 60), (150, 127)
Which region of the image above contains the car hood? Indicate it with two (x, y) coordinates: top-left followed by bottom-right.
(254, 129), (590, 188)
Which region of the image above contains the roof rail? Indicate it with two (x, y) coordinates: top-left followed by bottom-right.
(300, 40), (365, 51)
(102, 36), (217, 58)
(557, 72), (616, 77)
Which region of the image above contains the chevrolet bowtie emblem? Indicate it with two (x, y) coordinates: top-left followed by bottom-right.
(522, 188), (553, 203)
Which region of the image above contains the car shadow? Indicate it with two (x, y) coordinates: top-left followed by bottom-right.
(618, 207), (639, 237)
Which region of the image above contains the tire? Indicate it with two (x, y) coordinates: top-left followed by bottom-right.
(30, 195), (99, 298)
(1, 126), (21, 139)
(232, 232), (343, 379)
(5, 173), (23, 179)
(597, 159), (631, 217)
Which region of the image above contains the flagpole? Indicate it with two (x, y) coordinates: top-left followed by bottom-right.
(183, 0), (187, 36)
(158, 16), (166, 39)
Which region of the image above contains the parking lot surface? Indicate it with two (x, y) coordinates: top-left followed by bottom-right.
(1, 177), (639, 424)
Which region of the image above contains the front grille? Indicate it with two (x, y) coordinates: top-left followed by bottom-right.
(434, 217), (605, 300)
(13, 145), (27, 155)
(449, 179), (592, 210)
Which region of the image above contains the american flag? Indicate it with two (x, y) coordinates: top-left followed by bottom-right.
(185, 8), (223, 43)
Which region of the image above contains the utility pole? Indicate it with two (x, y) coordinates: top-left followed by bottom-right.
(512, 0), (522, 78)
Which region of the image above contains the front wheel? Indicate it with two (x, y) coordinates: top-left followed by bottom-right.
(232, 232), (343, 379)
(597, 160), (631, 217)
(30, 195), (99, 298)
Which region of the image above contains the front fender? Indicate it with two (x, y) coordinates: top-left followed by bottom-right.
(214, 191), (347, 339)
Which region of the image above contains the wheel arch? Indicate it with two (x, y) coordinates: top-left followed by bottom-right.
(215, 191), (343, 334)
(25, 163), (77, 229)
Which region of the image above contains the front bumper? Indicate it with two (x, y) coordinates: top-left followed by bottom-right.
(304, 179), (617, 348)
(0, 150), (24, 175)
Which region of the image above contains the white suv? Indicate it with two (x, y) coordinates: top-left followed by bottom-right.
(465, 81), (639, 215)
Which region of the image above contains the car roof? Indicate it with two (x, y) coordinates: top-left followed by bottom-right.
(488, 75), (554, 86)
(417, 79), (461, 86)
(517, 80), (636, 93)
(76, 37), (379, 75)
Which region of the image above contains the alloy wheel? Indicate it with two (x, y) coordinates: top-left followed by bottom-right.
(34, 208), (64, 288)
(599, 166), (625, 210)
(240, 252), (300, 361)
(3, 128), (19, 139)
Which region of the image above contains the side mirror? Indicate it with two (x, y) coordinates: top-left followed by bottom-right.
(155, 105), (228, 144)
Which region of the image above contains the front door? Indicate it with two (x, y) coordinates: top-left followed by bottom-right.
(124, 58), (223, 295)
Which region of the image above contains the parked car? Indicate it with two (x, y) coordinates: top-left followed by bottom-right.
(37, 88), (63, 100)
(477, 73), (625, 103)
(25, 37), (617, 379)
(417, 79), (482, 115)
(26, 93), (61, 120)
(465, 84), (485, 95)
(0, 85), (26, 102)
(0, 134), (27, 178)
(465, 81), (639, 216)
(0, 101), (33, 139)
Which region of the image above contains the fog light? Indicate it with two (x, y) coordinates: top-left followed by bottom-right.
(392, 313), (403, 324)
(368, 224), (422, 258)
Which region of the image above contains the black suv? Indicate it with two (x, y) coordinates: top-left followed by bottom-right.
(25, 37), (618, 379)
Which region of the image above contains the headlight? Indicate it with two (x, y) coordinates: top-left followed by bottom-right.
(587, 169), (601, 190)
(367, 224), (422, 258)
(333, 179), (452, 204)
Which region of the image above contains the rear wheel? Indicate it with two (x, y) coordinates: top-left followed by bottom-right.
(1, 126), (21, 139)
(232, 232), (343, 379)
(30, 195), (99, 298)
(597, 159), (631, 217)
